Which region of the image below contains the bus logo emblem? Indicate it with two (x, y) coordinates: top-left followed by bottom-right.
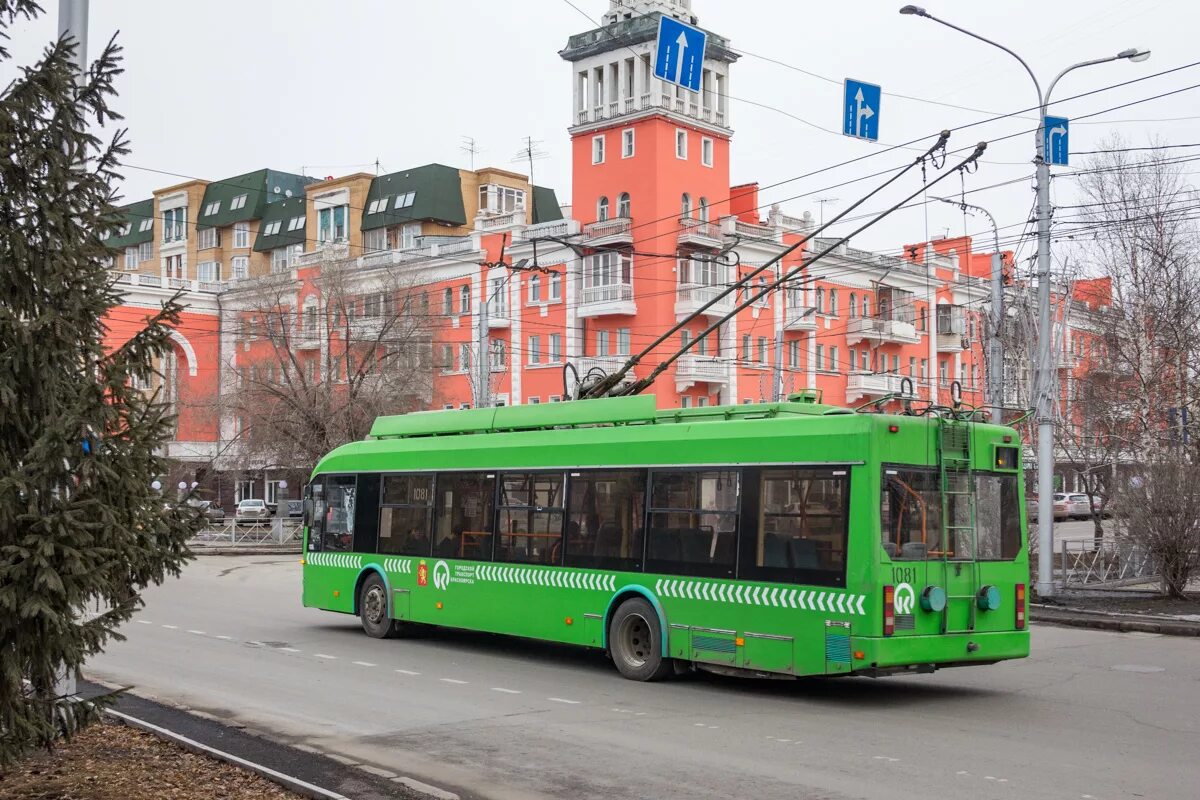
(894, 583), (916, 615)
(433, 560), (451, 591)
(417, 561), (428, 587)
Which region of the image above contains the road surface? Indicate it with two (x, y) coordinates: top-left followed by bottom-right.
(87, 556), (1200, 800)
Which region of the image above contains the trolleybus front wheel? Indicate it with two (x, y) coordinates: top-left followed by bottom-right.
(609, 598), (673, 681)
(358, 573), (398, 639)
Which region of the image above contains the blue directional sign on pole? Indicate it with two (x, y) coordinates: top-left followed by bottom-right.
(1044, 115), (1069, 166)
(843, 79), (881, 141)
(653, 15), (707, 93)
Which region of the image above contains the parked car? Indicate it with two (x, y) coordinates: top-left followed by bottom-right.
(1028, 495), (1069, 521)
(1051, 493), (1071, 521)
(1026, 495), (1040, 521)
(194, 500), (225, 524)
(234, 499), (271, 525)
(1063, 492), (1107, 519)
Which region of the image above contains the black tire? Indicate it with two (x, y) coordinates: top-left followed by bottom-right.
(608, 597), (672, 681)
(358, 573), (397, 639)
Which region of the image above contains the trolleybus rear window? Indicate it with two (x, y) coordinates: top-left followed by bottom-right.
(975, 474), (1023, 560)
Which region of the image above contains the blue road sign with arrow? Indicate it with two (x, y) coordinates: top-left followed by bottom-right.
(653, 15), (707, 93)
(843, 79), (881, 141)
(1044, 115), (1069, 166)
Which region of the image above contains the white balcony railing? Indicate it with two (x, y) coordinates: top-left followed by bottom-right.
(110, 271), (226, 294)
(784, 306), (818, 331)
(675, 282), (733, 317)
(846, 372), (915, 399)
(577, 355), (635, 381)
(476, 210), (524, 231)
(579, 282), (636, 317)
(677, 217), (722, 246)
(675, 355), (730, 387)
(845, 316), (921, 345)
(572, 91), (731, 130)
(520, 219), (580, 241)
(584, 217), (632, 242)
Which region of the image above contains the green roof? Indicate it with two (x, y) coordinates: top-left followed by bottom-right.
(252, 196), (308, 253)
(531, 186), (564, 223)
(360, 164), (467, 232)
(105, 199), (154, 249)
(196, 168), (312, 230)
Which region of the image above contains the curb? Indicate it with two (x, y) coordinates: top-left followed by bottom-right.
(105, 708), (349, 800)
(1031, 604), (1200, 636)
(190, 546), (302, 556)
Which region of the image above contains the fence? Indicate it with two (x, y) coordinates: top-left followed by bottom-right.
(190, 519), (303, 547)
(1059, 539), (1157, 587)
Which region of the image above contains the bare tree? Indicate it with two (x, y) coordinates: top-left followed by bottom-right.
(222, 251), (435, 476)
(1112, 454), (1200, 598)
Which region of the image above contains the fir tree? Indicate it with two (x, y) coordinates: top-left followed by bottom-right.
(0, 0), (201, 766)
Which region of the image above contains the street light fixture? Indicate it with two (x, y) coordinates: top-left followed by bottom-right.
(899, 6), (1150, 597)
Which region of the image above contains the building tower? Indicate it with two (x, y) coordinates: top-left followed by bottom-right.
(560, 0), (739, 403)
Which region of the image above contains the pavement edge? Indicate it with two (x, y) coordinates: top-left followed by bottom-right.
(1031, 604), (1200, 636)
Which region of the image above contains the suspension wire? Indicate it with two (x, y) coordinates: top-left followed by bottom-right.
(576, 130), (953, 400)
(610, 141), (990, 399)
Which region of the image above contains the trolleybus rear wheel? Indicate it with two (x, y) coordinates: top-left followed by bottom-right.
(358, 574), (397, 639)
(609, 598), (672, 681)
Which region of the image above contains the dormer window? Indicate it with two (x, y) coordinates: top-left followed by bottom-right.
(230, 194), (248, 211)
(478, 184), (525, 215)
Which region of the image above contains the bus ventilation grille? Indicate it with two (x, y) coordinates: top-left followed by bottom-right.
(692, 635), (737, 654)
(895, 614), (916, 631)
(825, 632), (851, 663)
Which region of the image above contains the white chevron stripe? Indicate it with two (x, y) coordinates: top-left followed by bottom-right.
(855, 595), (866, 615)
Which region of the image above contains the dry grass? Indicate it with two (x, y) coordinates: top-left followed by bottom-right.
(0, 720), (298, 799)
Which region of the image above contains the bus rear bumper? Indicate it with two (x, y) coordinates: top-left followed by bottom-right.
(851, 630), (1030, 673)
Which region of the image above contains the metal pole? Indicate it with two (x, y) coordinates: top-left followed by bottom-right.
(476, 274), (490, 408)
(772, 336), (784, 401)
(988, 251), (1004, 420)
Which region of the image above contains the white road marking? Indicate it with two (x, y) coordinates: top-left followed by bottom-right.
(872, 756), (900, 763)
(246, 641), (266, 647)
(395, 669), (421, 676)
(775, 737), (790, 742)
(187, 630), (206, 635)
(161, 625), (178, 630)
(279, 647), (300, 653)
(440, 678), (468, 685)
(136, 620), (153, 625)
(491, 687), (521, 694)
(215, 635), (233, 640)
(314, 653), (337, 660)
(352, 661), (377, 667)
(547, 697), (581, 704)
(956, 771), (969, 776)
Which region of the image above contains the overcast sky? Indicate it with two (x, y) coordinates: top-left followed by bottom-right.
(5, 0), (1197, 264)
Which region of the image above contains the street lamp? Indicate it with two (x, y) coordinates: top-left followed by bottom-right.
(900, 6), (1149, 597)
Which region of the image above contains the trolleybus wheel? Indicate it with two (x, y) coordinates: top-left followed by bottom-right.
(609, 598), (672, 681)
(358, 574), (397, 639)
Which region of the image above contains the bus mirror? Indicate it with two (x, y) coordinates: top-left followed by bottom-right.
(302, 498), (314, 527)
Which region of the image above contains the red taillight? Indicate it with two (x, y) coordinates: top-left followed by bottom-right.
(883, 585), (895, 636)
(1015, 583), (1026, 629)
(888, 424), (899, 433)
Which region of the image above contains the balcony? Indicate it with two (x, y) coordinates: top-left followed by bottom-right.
(519, 218), (581, 242)
(294, 243), (349, 268)
(675, 283), (733, 319)
(936, 306), (968, 352)
(576, 355), (636, 382)
(846, 372), (917, 402)
(485, 303), (511, 329)
(578, 283), (636, 318)
(583, 217), (632, 246)
(348, 315), (385, 340)
(722, 217), (782, 244)
(677, 218), (722, 248)
(475, 210), (525, 232)
(675, 355), (730, 391)
(111, 272), (224, 294)
(784, 306), (818, 332)
(294, 327), (321, 349)
(845, 316), (921, 346)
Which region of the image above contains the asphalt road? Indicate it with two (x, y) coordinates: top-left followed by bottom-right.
(87, 556), (1200, 800)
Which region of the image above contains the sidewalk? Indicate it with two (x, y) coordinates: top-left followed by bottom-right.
(1032, 602), (1200, 636)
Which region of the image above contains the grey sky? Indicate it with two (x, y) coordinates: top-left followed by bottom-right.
(5, 0), (1198, 263)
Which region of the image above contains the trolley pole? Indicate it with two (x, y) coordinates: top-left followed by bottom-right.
(899, 3), (1151, 599)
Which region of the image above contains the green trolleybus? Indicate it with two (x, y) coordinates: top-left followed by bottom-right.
(300, 393), (1030, 681)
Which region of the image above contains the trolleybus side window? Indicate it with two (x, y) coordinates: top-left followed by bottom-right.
(881, 468), (958, 560)
(646, 470), (739, 578)
(739, 467), (848, 586)
(497, 472), (565, 565)
(307, 479), (324, 551)
(379, 474), (434, 556)
(323, 475), (357, 552)
(565, 469), (647, 571)
(434, 472), (495, 560)
(354, 474), (381, 555)
(975, 473), (1022, 560)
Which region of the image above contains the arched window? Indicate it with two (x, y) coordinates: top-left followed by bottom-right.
(849, 292), (857, 318)
(681, 193), (692, 218)
(699, 197), (709, 222)
(443, 287), (453, 316)
(829, 289), (839, 316)
(862, 295), (870, 317)
(815, 287), (824, 314)
(459, 285), (471, 314)
(617, 192), (631, 219)
(918, 305), (926, 331)
(597, 196), (610, 221)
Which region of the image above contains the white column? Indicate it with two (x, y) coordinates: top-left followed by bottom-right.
(510, 276), (522, 405)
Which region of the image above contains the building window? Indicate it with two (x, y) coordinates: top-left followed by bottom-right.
(596, 330), (610, 357)
(921, 358), (928, 380)
(441, 288), (453, 316)
(592, 134), (605, 164)
(231, 256), (249, 280)
(233, 222), (249, 249)
(203, 200), (220, 217)
(848, 348), (856, 370)
(675, 128), (687, 159)
(617, 327), (631, 355)
(788, 340), (800, 368)
(479, 185), (525, 214)
(459, 343), (471, 371)
(317, 205), (347, 243)
(549, 333), (562, 362)
(529, 335), (541, 365)
(460, 285), (471, 314)
(622, 128), (635, 158)
(123, 246), (140, 270)
(549, 272), (562, 301)
(161, 207), (186, 242)
(830, 346), (839, 372)
(401, 223), (420, 250)
(698, 197), (709, 222)
(287, 215), (304, 232)
(861, 351), (870, 371)
(754, 276), (769, 308)
(529, 274), (542, 303)
(849, 292), (857, 318)
(829, 289), (839, 316)
(491, 339), (506, 368)
(393, 191), (416, 210)
(681, 193), (691, 219)
(815, 287), (824, 314)
(440, 344), (453, 370)
(757, 337), (768, 363)
(164, 254), (184, 279)
(583, 251), (633, 296)
(742, 334), (751, 361)
(909, 357), (916, 377)
(364, 227), (387, 253)
(197, 227), (218, 250)
(235, 480), (258, 503)
(815, 344), (824, 370)
(681, 396), (692, 409)
(597, 196), (609, 221)
(230, 193), (248, 211)
(939, 360), (948, 383)
(617, 192), (631, 219)
(261, 220), (282, 236)
(197, 261), (220, 282)
(701, 137), (713, 167)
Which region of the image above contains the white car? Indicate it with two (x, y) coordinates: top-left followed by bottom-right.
(1063, 493), (1105, 519)
(234, 498), (271, 525)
